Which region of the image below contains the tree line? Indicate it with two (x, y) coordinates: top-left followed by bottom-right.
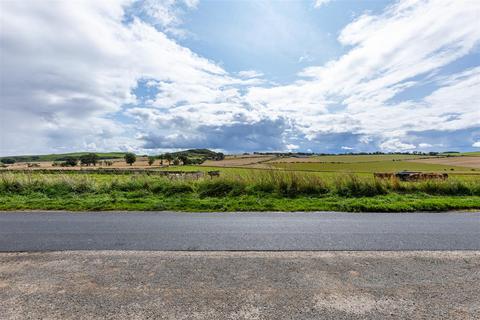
(4, 151), (225, 167)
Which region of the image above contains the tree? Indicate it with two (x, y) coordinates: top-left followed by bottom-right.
(158, 154), (164, 166)
(213, 152), (225, 161)
(80, 153), (98, 166)
(0, 158), (15, 164)
(124, 153), (136, 166)
(178, 155), (189, 165)
(172, 157), (180, 165)
(164, 153), (173, 166)
(64, 157), (78, 167)
(148, 156), (155, 166)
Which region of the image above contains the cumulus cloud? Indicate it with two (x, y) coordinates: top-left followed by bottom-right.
(473, 141), (480, 148)
(129, 0), (199, 37)
(245, 0), (480, 152)
(380, 139), (415, 152)
(1, 0), (479, 155)
(0, 0), (233, 155)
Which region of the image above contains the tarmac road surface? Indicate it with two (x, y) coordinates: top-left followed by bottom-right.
(1, 211), (479, 251)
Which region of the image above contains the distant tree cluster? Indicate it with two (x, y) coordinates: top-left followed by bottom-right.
(64, 157), (78, 166)
(80, 153), (99, 166)
(0, 158), (15, 164)
(151, 149), (224, 167)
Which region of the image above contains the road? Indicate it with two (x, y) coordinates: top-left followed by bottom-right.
(1, 211), (479, 251)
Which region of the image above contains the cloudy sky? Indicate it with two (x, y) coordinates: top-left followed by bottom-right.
(1, 0), (479, 156)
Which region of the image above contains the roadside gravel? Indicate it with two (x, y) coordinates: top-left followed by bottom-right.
(1, 251), (479, 319)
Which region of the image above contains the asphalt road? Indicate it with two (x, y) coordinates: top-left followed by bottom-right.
(1, 211), (479, 251)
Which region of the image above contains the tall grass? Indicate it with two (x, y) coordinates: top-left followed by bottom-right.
(1, 171), (479, 198)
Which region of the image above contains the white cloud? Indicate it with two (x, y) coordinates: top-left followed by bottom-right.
(418, 143), (432, 148)
(473, 141), (480, 148)
(0, 0), (235, 155)
(314, 0), (332, 9)
(246, 0), (480, 149)
(286, 144), (299, 150)
(133, 0), (199, 37)
(380, 139), (415, 152)
(238, 70), (264, 78)
(341, 146), (353, 150)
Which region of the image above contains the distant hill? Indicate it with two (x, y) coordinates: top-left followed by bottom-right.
(170, 149), (222, 158)
(0, 152), (127, 163)
(0, 149), (224, 163)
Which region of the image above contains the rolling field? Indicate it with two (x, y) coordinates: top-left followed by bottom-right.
(406, 156), (480, 169)
(198, 153), (480, 177)
(270, 160), (476, 173)
(268, 154), (434, 163)
(201, 155), (276, 167)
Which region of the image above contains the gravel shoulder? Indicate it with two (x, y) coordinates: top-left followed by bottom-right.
(1, 251), (479, 319)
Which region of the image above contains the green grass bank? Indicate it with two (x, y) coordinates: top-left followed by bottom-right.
(1, 172), (479, 212)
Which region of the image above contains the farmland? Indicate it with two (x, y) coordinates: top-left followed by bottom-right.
(270, 160), (473, 173)
(406, 156), (480, 169)
(0, 151), (479, 212)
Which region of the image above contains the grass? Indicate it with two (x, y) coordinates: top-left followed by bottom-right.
(1, 171), (479, 212)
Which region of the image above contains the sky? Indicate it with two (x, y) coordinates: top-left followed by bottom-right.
(0, 0), (479, 156)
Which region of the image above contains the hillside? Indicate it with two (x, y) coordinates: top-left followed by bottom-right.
(0, 149), (224, 163)
(169, 149), (224, 160)
(0, 152), (127, 163)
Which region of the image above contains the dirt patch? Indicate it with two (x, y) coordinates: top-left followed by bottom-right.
(202, 155), (277, 167)
(408, 156), (480, 169)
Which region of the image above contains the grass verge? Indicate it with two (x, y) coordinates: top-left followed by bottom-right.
(1, 172), (479, 212)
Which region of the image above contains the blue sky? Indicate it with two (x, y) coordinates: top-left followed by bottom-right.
(179, 0), (388, 82)
(1, 0), (479, 155)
